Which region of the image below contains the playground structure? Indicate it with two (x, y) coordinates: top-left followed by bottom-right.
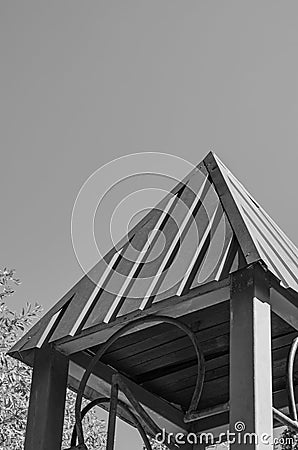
(9, 152), (298, 449)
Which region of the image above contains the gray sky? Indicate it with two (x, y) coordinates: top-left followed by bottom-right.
(1, 1), (298, 448)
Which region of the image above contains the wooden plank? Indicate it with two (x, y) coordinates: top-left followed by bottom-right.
(104, 322), (229, 370)
(69, 352), (188, 434)
(88, 313), (294, 411)
(153, 179), (217, 304)
(177, 203), (224, 295)
(104, 300), (230, 357)
(224, 165), (298, 278)
(217, 162), (298, 290)
(24, 346), (69, 450)
(51, 186), (187, 342)
(142, 332), (298, 397)
(179, 385), (298, 435)
(8, 293), (74, 355)
(101, 198), (176, 324)
(137, 179), (206, 310)
(241, 215), (298, 289)
(148, 366), (230, 403)
(54, 278), (230, 355)
(229, 264), (273, 450)
(273, 374), (295, 393)
(215, 234), (239, 281)
(271, 310), (296, 338)
(143, 353), (229, 391)
(106, 304), (296, 382)
(49, 254), (124, 342)
(68, 374), (136, 429)
(160, 374), (229, 409)
(146, 350), (298, 410)
(106, 378), (118, 450)
(270, 281), (298, 331)
(123, 333), (229, 381)
(102, 315), (293, 385)
(203, 152), (260, 265)
(192, 412), (229, 435)
(69, 251), (124, 335)
(274, 385), (298, 409)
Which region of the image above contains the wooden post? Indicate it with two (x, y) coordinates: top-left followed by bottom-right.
(229, 264), (273, 450)
(24, 346), (69, 450)
(106, 376), (119, 450)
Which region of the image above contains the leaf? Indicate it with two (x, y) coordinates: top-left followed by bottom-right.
(0, 266), (106, 449)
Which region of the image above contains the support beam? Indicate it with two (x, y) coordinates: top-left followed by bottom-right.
(24, 346), (69, 450)
(269, 276), (298, 331)
(204, 152), (260, 265)
(54, 278), (230, 354)
(106, 376), (119, 450)
(69, 352), (187, 433)
(273, 407), (298, 433)
(229, 264), (273, 450)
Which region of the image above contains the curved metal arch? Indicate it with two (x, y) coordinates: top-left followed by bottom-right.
(74, 314), (205, 446)
(70, 397), (152, 450)
(287, 336), (298, 421)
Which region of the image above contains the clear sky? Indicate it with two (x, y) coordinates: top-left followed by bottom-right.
(1, 1), (298, 449)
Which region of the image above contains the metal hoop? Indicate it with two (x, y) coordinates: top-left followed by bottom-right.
(74, 314), (205, 446)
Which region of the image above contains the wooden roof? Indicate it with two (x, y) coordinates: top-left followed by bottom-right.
(9, 152), (298, 360)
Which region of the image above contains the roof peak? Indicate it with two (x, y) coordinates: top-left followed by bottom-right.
(9, 152), (298, 356)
